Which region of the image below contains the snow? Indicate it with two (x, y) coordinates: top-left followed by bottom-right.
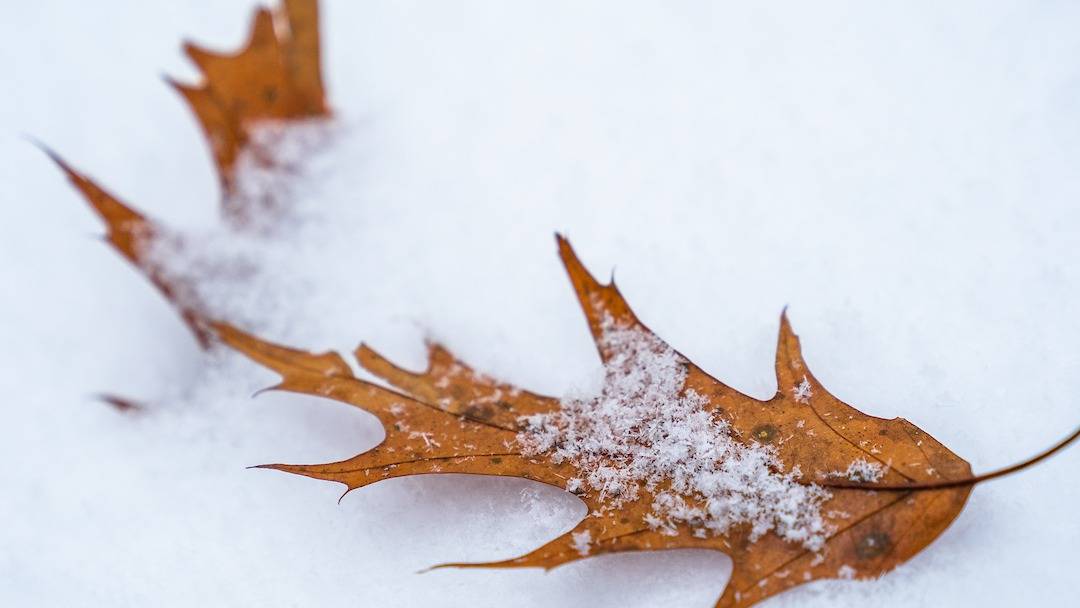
(571, 530), (593, 557)
(518, 320), (831, 550)
(833, 458), (886, 484)
(792, 376), (813, 404)
(3, 1), (1080, 607)
(227, 119), (336, 228)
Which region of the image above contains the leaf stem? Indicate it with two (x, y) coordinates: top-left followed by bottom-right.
(822, 425), (1080, 491)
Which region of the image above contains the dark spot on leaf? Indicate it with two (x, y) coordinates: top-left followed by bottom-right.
(751, 424), (779, 444)
(464, 404), (494, 421)
(497, 400), (514, 411)
(489, 457), (502, 464)
(262, 86), (277, 103)
(879, 429), (889, 436)
(855, 531), (892, 560)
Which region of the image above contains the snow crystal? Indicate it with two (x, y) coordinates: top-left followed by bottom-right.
(517, 319), (832, 551)
(836, 458), (886, 483)
(837, 564), (856, 580)
(571, 530), (593, 556)
(408, 431), (440, 449)
(792, 376), (813, 403)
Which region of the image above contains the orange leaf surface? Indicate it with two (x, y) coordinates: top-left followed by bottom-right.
(169, 0), (329, 220)
(218, 236), (976, 607)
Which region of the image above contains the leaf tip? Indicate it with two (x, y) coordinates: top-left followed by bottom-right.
(250, 384), (282, 399)
(337, 486), (355, 505)
(94, 393), (146, 414)
(33, 141), (75, 176)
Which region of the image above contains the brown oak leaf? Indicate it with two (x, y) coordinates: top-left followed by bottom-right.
(41, 150), (215, 346)
(169, 0), (330, 221)
(216, 235), (978, 607)
(42, 0), (330, 348)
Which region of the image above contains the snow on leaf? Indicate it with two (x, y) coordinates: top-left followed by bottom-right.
(39, 148), (215, 347)
(43, 0), (332, 348)
(169, 0), (330, 221)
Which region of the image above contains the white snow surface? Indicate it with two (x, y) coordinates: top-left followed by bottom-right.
(518, 321), (831, 550)
(3, 1), (1080, 607)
